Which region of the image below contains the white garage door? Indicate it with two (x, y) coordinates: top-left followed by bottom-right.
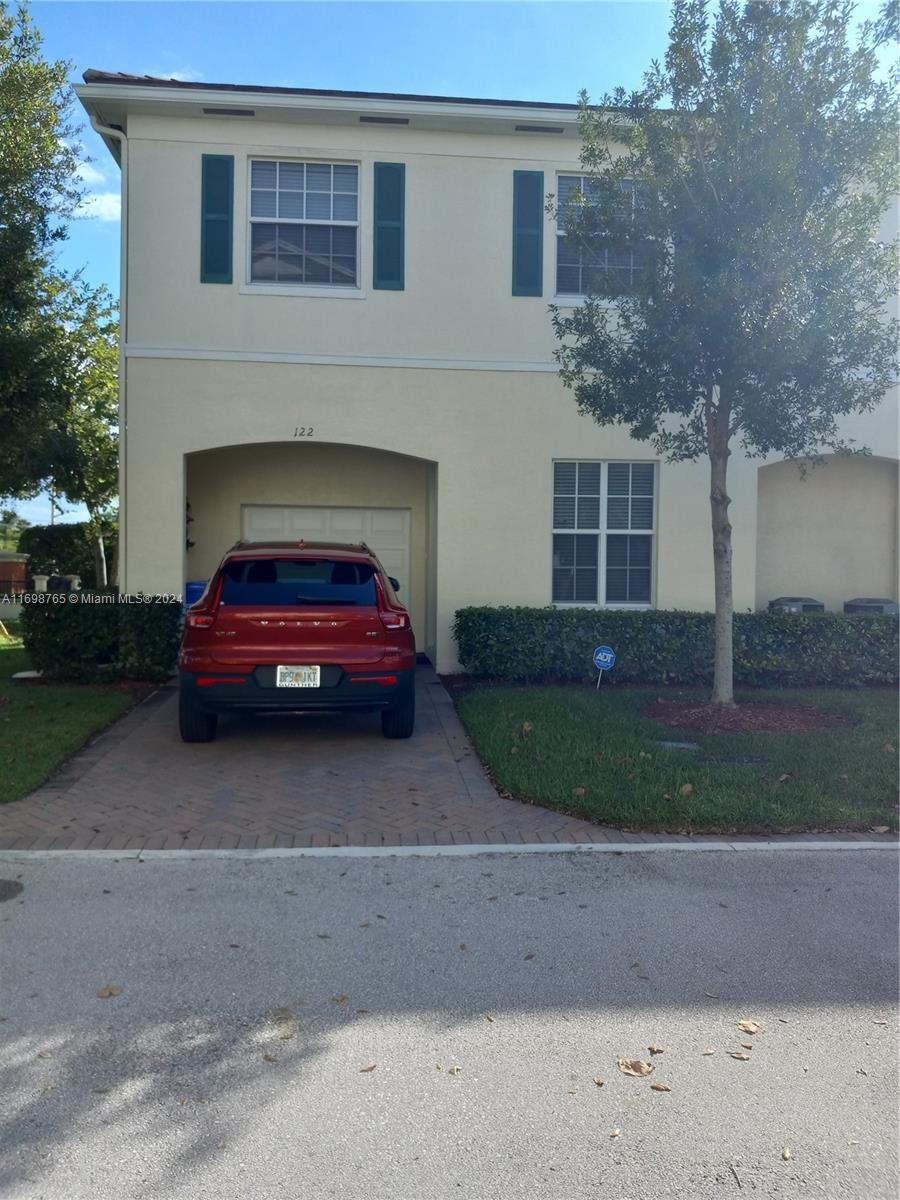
(241, 506), (411, 603)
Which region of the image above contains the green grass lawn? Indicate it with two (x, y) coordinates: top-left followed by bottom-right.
(457, 685), (899, 833)
(0, 625), (138, 805)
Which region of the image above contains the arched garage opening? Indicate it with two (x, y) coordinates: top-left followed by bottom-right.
(184, 442), (438, 661)
(756, 454), (898, 611)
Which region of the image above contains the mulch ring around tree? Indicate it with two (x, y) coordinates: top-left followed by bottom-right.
(643, 698), (855, 735)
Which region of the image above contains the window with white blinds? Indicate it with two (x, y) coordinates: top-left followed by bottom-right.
(556, 175), (644, 296)
(552, 461), (655, 605)
(249, 160), (359, 287)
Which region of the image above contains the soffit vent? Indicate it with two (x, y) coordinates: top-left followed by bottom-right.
(515, 123), (565, 134)
(202, 107), (256, 117)
(359, 115), (410, 125)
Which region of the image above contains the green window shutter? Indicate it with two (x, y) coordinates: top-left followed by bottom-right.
(373, 162), (405, 290)
(201, 154), (234, 284)
(512, 170), (544, 296)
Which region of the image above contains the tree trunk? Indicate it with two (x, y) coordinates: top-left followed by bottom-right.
(709, 439), (735, 706)
(93, 531), (108, 589)
(109, 536), (119, 590)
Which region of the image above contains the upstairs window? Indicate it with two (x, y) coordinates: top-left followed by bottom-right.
(249, 160), (359, 287)
(556, 175), (644, 297)
(552, 461), (655, 606)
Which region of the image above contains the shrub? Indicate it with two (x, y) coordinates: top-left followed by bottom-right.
(21, 595), (182, 683)
(17, 521), (118, 589)
(452, 606), (899, 688)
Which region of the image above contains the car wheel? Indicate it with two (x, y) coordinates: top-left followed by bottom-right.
(381, 689), (415, 739)
(179, 690), (218, 743)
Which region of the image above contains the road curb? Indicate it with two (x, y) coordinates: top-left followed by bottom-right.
(0, 840), (896, 862)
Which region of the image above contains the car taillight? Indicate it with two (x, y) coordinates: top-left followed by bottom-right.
(187, 612), (215, 628)
(379, 611), (409, 631)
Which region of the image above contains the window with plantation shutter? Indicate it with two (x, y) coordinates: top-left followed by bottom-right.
(552, 461), (655, 606)
(555, 174), (644, 297)
(249, 159), (358, 287)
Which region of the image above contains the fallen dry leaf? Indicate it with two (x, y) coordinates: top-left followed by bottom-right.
(738, 1020), (762, 1034)
(459, 943), (467, 951)
(36, 1050), (53, 1059)
(448, 1064), (462, 1076)
(593, 1077), (605, 1087)
(96, 986), (122, 1000)
(776, 773), (791, 784)
(92, 1087), (111, 1095)
(702, 1049), (716, 1056)
(679, 783), (694, 797)
(273, 1007), (298, 1040)
(782, 1148), (792, 1161)
(871, 826), (889, 834)
(650, 1082), (672, 1092)
(522, 721), (534, 735)
(741, 1042), (754, 1049)
(873, 1019), (888, 1025)
(648, 1044), (664, 1055)
(617, 1058), (654, 1078)
(730, 1052), (751, 1061)
(609, 1128), (621, 1139)
(262, 1053), (278, 1063)
(331, 994), (349, 1005)
(524, 953), (535, 960)
(484, 1014), (494, 1023)
(359, 1063), (377, 1073)
(572, 787), (586, 798)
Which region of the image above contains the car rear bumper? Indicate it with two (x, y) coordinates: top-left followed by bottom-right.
(179, 667), (415, 713)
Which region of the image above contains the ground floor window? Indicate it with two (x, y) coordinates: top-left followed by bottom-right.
(552, 460), (655, 605)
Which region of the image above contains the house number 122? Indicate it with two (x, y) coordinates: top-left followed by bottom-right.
(293, 426), (314, 438)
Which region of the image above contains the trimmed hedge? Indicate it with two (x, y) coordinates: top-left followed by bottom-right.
(21, 595), (182, 683)
(17, 521), (117, 590)
(452, 606), (899, 687)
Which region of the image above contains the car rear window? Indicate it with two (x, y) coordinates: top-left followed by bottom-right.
(219, 558), (378, 606)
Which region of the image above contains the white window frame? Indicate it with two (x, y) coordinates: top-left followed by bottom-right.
(554, 173), (641, 302)
(245, 156), (363, 296)
(551, 460), (656, 609)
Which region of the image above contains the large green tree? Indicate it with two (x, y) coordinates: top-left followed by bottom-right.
(0, 4), (119, 581)
(552, 0), (898, 705)
(48, 279), (119, 585)
(0, 3), (84, 495)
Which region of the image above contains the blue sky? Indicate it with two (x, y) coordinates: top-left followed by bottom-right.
(14, 0), (888, 525)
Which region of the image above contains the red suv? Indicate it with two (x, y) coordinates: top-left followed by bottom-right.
(178, 541), (416, 742)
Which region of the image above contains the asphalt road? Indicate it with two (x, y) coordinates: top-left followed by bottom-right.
(0, 848), (897, 1200)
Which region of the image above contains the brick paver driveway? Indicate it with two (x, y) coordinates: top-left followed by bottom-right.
(0, 668), (610, 850)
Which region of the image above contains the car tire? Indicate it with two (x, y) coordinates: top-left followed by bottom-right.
(382, 689), (415, 739)
(179, 690), (218, 743)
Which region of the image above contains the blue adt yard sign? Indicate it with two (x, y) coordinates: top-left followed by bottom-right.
(593, 645), (616, 671)
(593, 645), (616, 688)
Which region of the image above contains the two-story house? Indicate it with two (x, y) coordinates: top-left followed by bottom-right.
(75, 73), (898, 671)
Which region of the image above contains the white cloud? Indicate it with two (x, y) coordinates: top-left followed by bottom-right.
(76, 161), (106, 187)
(147, 66), (204, 82)
(76, 191), (121, 222)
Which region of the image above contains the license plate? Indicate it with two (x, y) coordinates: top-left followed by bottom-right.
(276, 665), (320, 688)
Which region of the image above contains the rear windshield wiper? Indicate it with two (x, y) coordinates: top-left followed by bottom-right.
(294, 596), (360, 606)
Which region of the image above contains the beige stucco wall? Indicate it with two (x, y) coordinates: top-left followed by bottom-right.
(122, 355), (770, 672)
(185, 443), (433, 650)
(123, 112), (607, 363)
(109, 108), (898, 672)
(756, 455), (899, 611)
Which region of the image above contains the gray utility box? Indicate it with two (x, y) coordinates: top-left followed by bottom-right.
(768, 597), (825, 614)
(843, 597), (900, 615)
